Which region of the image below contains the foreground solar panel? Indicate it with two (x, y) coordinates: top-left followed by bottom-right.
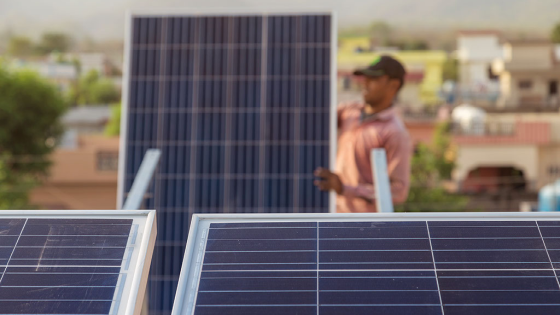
(118, 10), (336, 314)
(0, 210), (156, 315)
(173, 213), (560, 315)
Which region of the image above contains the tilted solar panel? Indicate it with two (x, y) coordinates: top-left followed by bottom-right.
(118, 10), (336, 314)
(0, 210), (156, 315)
(173, 213), (560, 315)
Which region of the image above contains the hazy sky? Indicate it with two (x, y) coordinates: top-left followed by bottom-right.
(1, 0), (558, 40)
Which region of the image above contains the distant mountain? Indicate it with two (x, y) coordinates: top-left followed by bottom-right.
(0, 0), (558, 40)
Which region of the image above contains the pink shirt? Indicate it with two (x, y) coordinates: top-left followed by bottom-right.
(336, 102), (412, 213)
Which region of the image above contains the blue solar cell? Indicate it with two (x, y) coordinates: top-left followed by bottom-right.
(428, 226), (542, 238)
(0, 287), (116, 301)
(197, 292), (317, 305)
(22, 224), (131, 236)
(431, 238), (545, 250)
(198, 277), (316, 291)
(122, 14), (334, 313)
(195, 306), (316, 315)
(0, 218), (133, 315)
(448, 306), (560, 315)
(320, 306), (442, 315)
(438, 276), (559, 291)
(320, 239), (431, 250)
(208, 227), (316, 239)
(184, 220), (560, 315)
(11, 247), (127, 259)
(0, 301), (113, 315)
(319, 226), (430, 238)
(440, 291), (560, 305)
(320, 291), (441, 305)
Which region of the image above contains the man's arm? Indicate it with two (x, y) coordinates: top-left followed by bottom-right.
(323, 129), (412, 204)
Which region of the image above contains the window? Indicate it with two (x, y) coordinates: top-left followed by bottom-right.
(548, 165), (560, 177)
(97, 151), (119, 171)
(518, 80), (533, 90)
(487, 66), (498, 81)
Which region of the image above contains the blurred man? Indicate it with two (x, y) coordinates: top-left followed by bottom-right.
(314, 55), (412, 212)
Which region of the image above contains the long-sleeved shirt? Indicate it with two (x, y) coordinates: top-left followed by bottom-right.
(336, 101), (412, 213)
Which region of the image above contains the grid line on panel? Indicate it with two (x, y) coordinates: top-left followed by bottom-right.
(426, 222), (445, 315)
(257, 15), (269, 213)
(293, 16), (302, 214)
(0, 219), (27, 284)
(131, 42), (330, 49)
(131, 74), (330, 80)
(188, 17), (202, 212)
(316, 221), (319, 314)
(155, 17), (169, 210)
(223, 16), (234, 214)
(536, 221), (560, 290)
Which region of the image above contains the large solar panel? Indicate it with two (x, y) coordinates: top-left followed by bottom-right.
(0, 210), (156, 315)
(173, 213), (560, 315)
(118, 10), (336, 314)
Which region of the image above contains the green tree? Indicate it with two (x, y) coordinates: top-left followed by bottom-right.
(7, 36), (34, 57)
(396, 144), (468, 212)
(369, 20), (392, 46)
(552, 22), (560, 44)
(432, 122), (455, 179)
(0, 65), (67, 209)
(105, 104), (121, 136)
(36, 32), (72, 55)
(442, 57), (459, 82)
(89, 80), (120, 104)
(395, 122), (467, 212)
(68, 70), (120, 105)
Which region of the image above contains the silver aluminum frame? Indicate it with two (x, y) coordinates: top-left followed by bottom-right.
(122, 149), (161, 210)
(117, 9), (338, 213)
(371, 148), (394, 213)
(172, 211), (560, 314)
(0, 210), (157, 315)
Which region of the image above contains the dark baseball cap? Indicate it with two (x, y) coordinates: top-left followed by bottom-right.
(353, 55), (406, 84)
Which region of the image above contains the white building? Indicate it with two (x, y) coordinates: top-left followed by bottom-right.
(456, 30), (503, 96)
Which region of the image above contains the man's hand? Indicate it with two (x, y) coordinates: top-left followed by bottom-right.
(314, 167), (344, 195)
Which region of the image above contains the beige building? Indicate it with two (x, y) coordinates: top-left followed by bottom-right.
(453, 112), (560, 193)
(492, 40), (560, 108)
(30, 135), (119, 210)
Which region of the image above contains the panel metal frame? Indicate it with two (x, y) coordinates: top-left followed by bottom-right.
(172, 211), (560, 314)
(0, 210), (157, 315)
(117, 9), (338, 213)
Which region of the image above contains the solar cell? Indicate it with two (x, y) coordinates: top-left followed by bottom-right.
(173, 213), (560, 315)
(119, 11), (336, 314)
(0, 210), (156, 315)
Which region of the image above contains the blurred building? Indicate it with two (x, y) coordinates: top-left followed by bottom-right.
(61, 105), (113, 135)
(492, 40), (560, 108)
(337, 36), (447, 108)
(30, 135), (119, 210)
(450, 105), (560, 210)
(10, 60), (77, 92)
(456, 30), (502, 91)
(30, 106), (118, 210)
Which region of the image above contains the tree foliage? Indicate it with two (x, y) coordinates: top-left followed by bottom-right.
(7, 36), (34, 57)
(442, 57), (459, 82)
(369, 20), (392, 45)
(68, 70), (120, 105)
(0, 65), (67, 209)
(396, 122), (467, 212)
(552, 22), (560, 44)
(36, 32), (72, 55)
(104, 104), (121, 136)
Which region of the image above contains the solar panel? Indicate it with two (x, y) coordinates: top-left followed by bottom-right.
(118, 10), (336, 314)
(0, 210), (156, 315)
(173, 213), (560, 315)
